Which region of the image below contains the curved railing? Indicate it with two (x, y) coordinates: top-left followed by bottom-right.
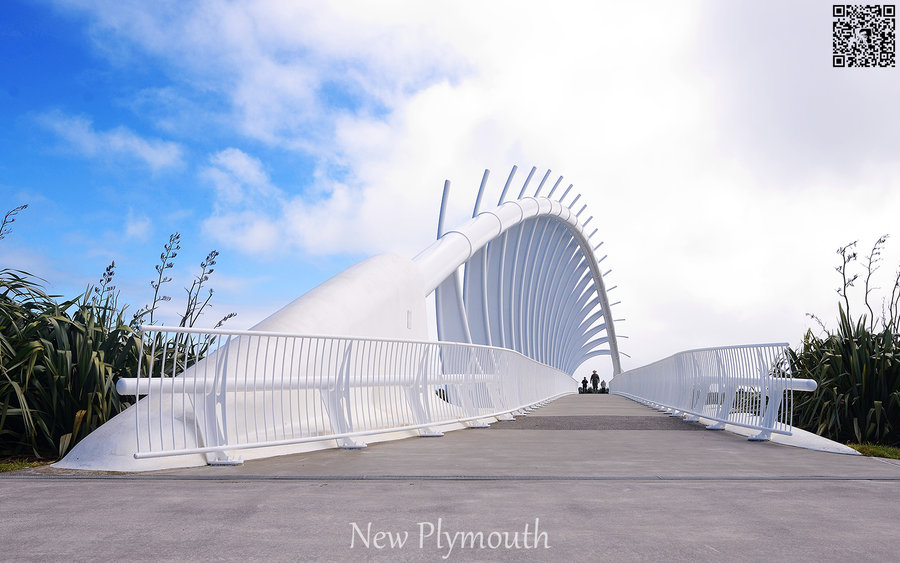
(609, 343), (817, 440)
(116, 326), (574, 462)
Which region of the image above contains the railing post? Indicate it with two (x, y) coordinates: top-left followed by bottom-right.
(407, 345), (443, 437)
(462, 348), (490, 428)
(706, 350), (732, 430)
(750, 347), (784, 442)
(206, 334), (242, 465)
(321, 343), (366, 449)
(682, 356), (701, 422)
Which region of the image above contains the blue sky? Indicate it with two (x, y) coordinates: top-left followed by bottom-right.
(2, 1), (900, 376)
(1, 0), (370, 325)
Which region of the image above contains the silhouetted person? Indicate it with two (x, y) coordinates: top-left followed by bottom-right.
(600, 379), (607, 394)
(581, 377), (588, 391)
(590, 370), (600, 392)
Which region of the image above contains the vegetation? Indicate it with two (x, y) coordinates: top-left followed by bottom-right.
(0, 457), (47, 473)
(0, 206), (234, 459)
(789, 236), (900, 446)
(848, 443), (900, 460)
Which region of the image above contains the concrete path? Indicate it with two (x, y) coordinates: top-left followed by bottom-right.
(3, 394), (900, 561)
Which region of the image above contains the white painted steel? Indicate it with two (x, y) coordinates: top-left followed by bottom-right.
(609, 343), (818, 440)
(118, 325), (574, 461)
(56, 165), (817, 473)
(416, 166), (622, 376)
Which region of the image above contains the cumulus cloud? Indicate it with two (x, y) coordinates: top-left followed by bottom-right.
(203, 211), (282, 255)
(200, 148), (287, 254)
(202, 148), (281, 206)
(36, 110), (183, 171)
(124, 208), (153, 241)
(53, 0), (465, 147)
(50, 0), (900, 371)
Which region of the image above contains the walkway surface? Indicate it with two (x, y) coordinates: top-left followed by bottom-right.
(4, 394), (900, 561)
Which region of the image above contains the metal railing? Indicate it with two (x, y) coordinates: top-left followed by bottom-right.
(116, 326), (574, 462)
(609, 343), (817, 440)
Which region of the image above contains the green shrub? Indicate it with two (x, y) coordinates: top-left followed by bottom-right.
(0, 274), (141, 457)
(790, 237), (900, 446)
(0, 207), (234, 458)
(790, 306), (900, 445)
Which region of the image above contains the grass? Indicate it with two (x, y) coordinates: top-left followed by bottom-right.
(847, 443), (900, 460)
(0, 457), (48, 473)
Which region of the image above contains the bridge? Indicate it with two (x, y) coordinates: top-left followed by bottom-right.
(8, 167), (900, 559)
(57, 166), (815, 471)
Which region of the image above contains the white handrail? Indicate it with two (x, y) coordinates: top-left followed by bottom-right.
(119, 326), (575, 462)
(609, 343), (816, 441)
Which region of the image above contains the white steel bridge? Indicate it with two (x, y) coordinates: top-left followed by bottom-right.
(55, 167), (814, 472)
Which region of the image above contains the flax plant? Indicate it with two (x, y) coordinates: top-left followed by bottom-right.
(0, 207), (235, 458)
(140, 247), (236, 378)
(1, 262), (142, 457)
(790, 236), (900, 446)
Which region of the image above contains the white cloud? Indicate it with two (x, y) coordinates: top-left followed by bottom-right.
(200, 148), (287, 255)
(695, 1), (900, 183)
(202, 148), (281, 207)
(53, 0), (466, 146)
(124, 209), (153, 241)
(36, 110), (183, 171)
(50, 0), (900, 371)
(203, 211), (281, 255)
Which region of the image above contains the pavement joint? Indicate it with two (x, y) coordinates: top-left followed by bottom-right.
(6, 473), (900, 482)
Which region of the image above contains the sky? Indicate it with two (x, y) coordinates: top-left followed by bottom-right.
(2, 1), (900, 378)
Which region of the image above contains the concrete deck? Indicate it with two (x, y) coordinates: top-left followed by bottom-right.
(3, 394), (900, 561)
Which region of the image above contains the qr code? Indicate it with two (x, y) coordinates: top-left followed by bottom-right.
(833, 5), (896, 67)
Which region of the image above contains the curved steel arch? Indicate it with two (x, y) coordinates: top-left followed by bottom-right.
(413, 166), (622, 376)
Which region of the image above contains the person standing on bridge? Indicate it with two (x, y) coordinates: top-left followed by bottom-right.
(581, 376), (588, 392)
(590, 370), (600, 392)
